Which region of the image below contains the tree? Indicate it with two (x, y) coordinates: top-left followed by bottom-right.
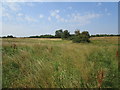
(61, 30), (70, 39)
(81, 31), (90, 38)
(55, 29), (63, 38)
(75, 30), (80, 36)
(72, 31), (90, 43)
(3, 35), (15, 38)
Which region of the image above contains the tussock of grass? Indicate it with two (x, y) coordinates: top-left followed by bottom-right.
(2, 37), (119, 88)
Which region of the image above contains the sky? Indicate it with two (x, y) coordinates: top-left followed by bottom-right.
(1, 2), (118, 37)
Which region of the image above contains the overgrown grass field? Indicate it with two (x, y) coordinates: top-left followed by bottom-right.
(1, 37), (119, 88)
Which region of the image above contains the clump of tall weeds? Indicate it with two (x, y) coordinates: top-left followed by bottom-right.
(87, 48), (118, 88)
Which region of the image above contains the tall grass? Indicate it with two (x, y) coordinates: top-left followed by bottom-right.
(2, 37), (119, 88)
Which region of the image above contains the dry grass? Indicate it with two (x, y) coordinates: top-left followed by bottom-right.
(2, 37), (119, 88)
(90, 36), (118, 40)
(29, 38), (62, 40)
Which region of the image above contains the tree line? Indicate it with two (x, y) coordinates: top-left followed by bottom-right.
(1, 29), (91, 43)
(1, 29), (120, 43)
(91, 34), (120, 37)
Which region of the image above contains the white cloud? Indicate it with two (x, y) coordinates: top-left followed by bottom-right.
(2, 12), (11, 20)
(17, 13), (23, 16)
(2, 2), (22, 20)
(39, 14), (44, 18)
(55, 10), (60, 13)
(50, 9), (60, 16)
(55, 14), (60, 19)
(104, 8), (111, 16)
(55, 15), (65, 22)
(4, 2), (21, 11)
(68, 13), (101, 25)
(50, 9), (101, 25)
(2, 2), (38, 23)
(50, 9), (66, 22)
(48, 17), (51, 21)
(25, 15), (36, 22)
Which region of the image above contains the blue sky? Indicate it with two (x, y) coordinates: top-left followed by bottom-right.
(1, 2), (118, 37)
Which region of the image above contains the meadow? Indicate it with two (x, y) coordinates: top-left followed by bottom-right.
(1, 37), (119, 88)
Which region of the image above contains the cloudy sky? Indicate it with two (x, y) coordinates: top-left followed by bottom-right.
(1, 2), (118, 37)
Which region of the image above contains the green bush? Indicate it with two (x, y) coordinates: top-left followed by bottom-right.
(61, 30), (70, 39)
(72, 34), (90, 43)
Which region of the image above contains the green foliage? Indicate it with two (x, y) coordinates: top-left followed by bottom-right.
(72, 31), (90, 43)
(29, 35), (55, 38)
(2, 46), (19, 56)
(2, 35), (15, 38)
(2, 37), (118, 88)
(61, 30), (70, 39)
(82, 31), (90, 38)
(3, 60), (20, 87)
(55, 29), (63, 38)
(67, 35), (75, 40)
(72, 35), (90, 43)
(91, 34), (120, 37)
(87, 48), (118, 88)
(75, 30), (80, 36)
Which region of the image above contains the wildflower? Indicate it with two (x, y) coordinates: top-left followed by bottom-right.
(97, 69), (104, 88)
(116, 50), (118, 57)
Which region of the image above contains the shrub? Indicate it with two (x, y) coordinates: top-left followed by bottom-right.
(82, 31), (90, 38)
(72, 34), (90, 43)
(61, 30), (70, 39)
(72, 36), (81, 43)
(67, 36), (75, 40)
